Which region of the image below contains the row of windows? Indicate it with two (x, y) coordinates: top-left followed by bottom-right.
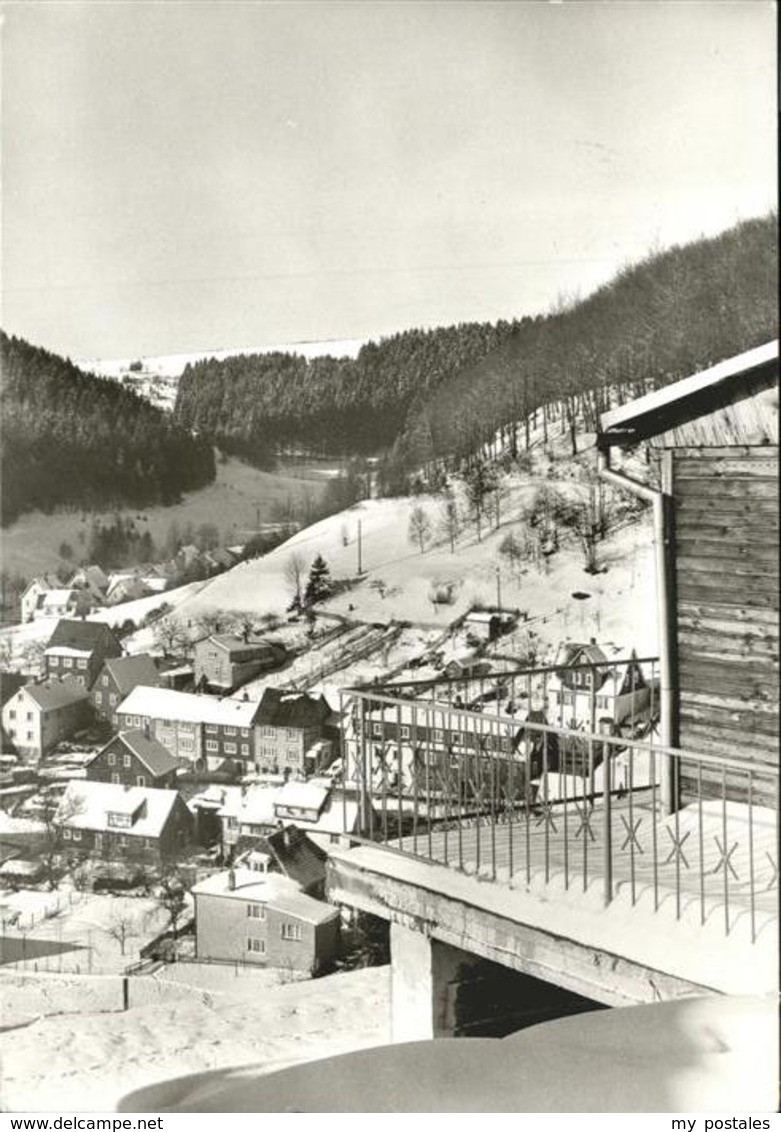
(552, 692), (611, 709)
(369, 722), (512, 751)
(51, 657), (89, 670)
(6, 711), (33, 721)
(6, 727), (34, 742)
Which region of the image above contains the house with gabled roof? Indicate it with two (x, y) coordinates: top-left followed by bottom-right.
(87, 729), (179, 789)
(255, 688), (335, 776)
(20, 574), (61, 623)
(44, 619), (123, 689)
(546, 640), (650, 730)
(90, 654), (161, 720)
(56, 779), (193, 865)
(33, 588), (93, 622)
(192, 867), (339, 973)
(0, 678), (91, 763)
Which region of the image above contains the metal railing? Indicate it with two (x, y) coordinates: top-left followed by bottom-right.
(338, 663), (778, 943)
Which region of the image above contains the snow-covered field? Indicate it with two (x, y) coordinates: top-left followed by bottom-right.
(141, 455), (657, 666)
(0, 964), (390, 1111)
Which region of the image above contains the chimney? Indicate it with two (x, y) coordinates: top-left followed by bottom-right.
(227, 868), (236, 891)
(242, 691), (249, 702)
(589, 637), (597, 646)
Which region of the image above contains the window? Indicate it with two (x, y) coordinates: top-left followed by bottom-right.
(108, 753), (117, 768)
(433, 730), (443, 742)
(241, 728), (250, 737)
(26, 712), (33, 722)
(63, 828), (72, 840)
(225, 727), (237, 736)
(102, 675), (110, 686)
(246, 938), (266, 954)
(286, 728), (296, 739)
(241, 744), (250, 756)
(77, 659), (88, 670)
(400, 726), (410, 739)
(72, 829), (82, 841)
(224, 742), (237, 754)
(136, 775), (146, 787)
(95, 833), (103, 849)
(119, 835), (128, 846)
(123, 755), (131, 767)
(111, 773), (120, 784)
(372, 723), (382, 737)
(8, 710), (15, 720)
(26, 732), (33, 742)
(280, 922), (302, 942)
(206, 740), (218, 752)
(246, 903), (266, 919)
(179, 738), (194, 751)
(109, 693), (118, 706)
(205, 725), (218, 734)
(63, 658), (73, 669)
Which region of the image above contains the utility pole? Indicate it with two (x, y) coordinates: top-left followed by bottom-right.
(495, 566), (502, 613)
(357, 519), (363, 574)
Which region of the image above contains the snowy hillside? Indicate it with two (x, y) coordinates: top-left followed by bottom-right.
(148, 431), (658, 669)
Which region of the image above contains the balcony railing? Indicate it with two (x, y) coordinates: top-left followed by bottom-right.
(338, 661), (778, 944)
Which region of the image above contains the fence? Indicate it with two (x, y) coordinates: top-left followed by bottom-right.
(339, 662), (778, 944)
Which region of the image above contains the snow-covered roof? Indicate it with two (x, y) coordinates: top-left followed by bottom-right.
(191, 868), (338, 925)
(56, 780), (181, 839)
(600, 339), (779, 444)
(40, 589), (78, 606)
(219, 785), (278, 825)
(274, 781), (330, 814)
(116, 685), (260, 728)
(45, 646), (93, 658)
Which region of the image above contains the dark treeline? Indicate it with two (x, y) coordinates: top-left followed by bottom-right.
(1, 332), (216, 526)
(172, 216), (777, 491)
(381, 214), (778, 490)
(173, 322), (520, 462)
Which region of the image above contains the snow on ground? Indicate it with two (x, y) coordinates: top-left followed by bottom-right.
(150, 460), (657, 664)
(0, 892), (169, 972)
(0, 964), (390, 1112)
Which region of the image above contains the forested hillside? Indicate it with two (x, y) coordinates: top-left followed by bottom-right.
(173, 214), (777, 488)
(1, 332), (216, 526)
(384, 214), (777, 487)
(173, 321), (519, 462)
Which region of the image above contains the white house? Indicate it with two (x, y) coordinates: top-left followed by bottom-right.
(545, 641), (652, 731)
(1, 678), (91, 763)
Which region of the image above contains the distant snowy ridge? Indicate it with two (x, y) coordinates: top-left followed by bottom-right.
(76, 338), (366, 380)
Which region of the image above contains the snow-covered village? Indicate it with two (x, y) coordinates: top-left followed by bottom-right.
(0, 1), (777, 1118)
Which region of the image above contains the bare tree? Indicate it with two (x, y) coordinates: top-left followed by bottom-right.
(152, 615), (186, 657)
(408, 505), (432, 555)
(283, 552), (305, 611)
(193, 610), (228, 639)
(439, 492), (460, 554)
(104, 906), (140, 957)
(35, 790), (86, 890)
(498, 531), (524, 581)
(155, 867), (189, 955)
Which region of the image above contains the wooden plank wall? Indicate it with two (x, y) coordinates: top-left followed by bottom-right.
(672, 446), (779, 806)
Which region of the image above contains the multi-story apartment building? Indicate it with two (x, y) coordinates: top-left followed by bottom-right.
(115, 685), (260, 772)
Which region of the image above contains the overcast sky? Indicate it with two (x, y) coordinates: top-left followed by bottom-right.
(1, 1), (776, 359)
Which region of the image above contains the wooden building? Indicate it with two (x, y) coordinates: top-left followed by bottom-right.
(599, 339), (778, 803)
